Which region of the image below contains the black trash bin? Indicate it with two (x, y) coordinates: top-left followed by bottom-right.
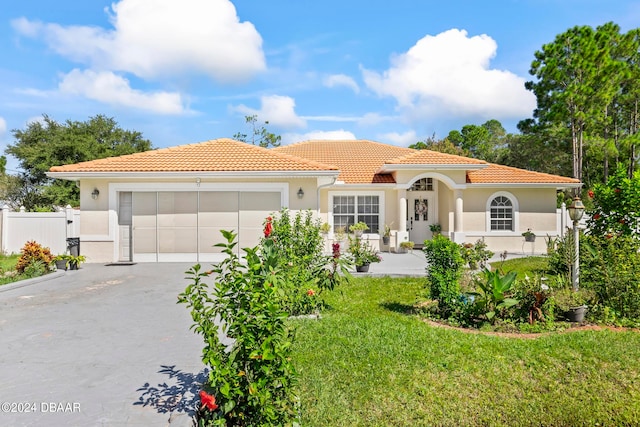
(67, 237), (80, 257)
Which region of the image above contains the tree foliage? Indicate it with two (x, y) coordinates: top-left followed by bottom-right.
(233, 115), (281, 148)
(5, 115), (152, 210)
(523, 22), (640, 186)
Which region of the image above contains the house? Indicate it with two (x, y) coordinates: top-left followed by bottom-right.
(47, 138), (580, 263)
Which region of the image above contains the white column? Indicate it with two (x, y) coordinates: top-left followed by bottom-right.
(398, 189), (407, 232)
(451, 190), (466, 243)
(396, 189), (409, 250)
(1, 205), (8, 255)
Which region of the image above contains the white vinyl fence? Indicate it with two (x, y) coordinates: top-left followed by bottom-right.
(0, 205), (80, 256)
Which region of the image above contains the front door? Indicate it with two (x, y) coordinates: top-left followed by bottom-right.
(408, 192), (435, 246)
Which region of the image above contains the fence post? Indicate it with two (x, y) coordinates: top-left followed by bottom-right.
(1, 205), (8, 255)
(65, 205), (74, 239)
(561, 202), (566, 231)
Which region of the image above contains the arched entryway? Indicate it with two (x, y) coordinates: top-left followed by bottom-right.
(406, 178), (437, 247)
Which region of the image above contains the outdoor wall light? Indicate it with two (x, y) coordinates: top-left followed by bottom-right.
(91, 188), (100, 200)
(297, 187), (304, 199)
(568, 196), (585, 291)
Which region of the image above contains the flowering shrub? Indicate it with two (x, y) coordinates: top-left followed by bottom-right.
(16, 240), (54, 273)
(178, 230), (298, 426)
(263, 209), (351, 315)
(459, 239), (493, 270)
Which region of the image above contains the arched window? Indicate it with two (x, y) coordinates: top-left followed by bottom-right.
(490, 195), (513, 231)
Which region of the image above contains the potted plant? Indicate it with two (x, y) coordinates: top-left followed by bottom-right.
(522, 228), (536, 242)
(53, 254), (72, 271)
(398, 241), (414, 253)
(320, 222), (331, 235)
(429, 223), (442, 236)
(544, 234), (556, 254)
(349, 221), (369, 237)
(382, 223), (392, 245)
(347, 236), (381, 272)
(68, 255), (87, 270)
(553, 286), (595, 322)
(334, 226), (346, 244)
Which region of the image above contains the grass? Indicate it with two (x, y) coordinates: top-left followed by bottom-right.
(489, 255), (549, 279)
(0, 253), (19, 271)
(291, 276), (640, 426)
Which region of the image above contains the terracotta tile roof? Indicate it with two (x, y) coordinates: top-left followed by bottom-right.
(387, 149), (487, 165)
(49, 138), (338, 173)
(274, 140), (415, 184)
(467, 163), (581, 184)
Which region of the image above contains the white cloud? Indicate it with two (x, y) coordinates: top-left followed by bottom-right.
(0, 117), (6, 135)
(282, 130), (357, 145)
(234, 95), (306, 129)
(12, 0), (265, 83)
(323, 74), (360, 93)
(378, 130), (418, 146)
(362, 29), (535, 120)
(59, 69), (186, 114)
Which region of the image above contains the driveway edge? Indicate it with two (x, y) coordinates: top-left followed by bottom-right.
(0, 270), (66, 293)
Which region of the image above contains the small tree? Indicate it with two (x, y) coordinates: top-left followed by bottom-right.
(233, 115), (281, 148)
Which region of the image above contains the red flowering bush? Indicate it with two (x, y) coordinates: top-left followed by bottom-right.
(260, 209), (351, 315)
(179, 230), (298, 426)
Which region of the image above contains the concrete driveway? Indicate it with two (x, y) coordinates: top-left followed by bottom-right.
(0, 263), (207, 427)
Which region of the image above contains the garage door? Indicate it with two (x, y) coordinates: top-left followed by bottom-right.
(127, 191), (281, 262)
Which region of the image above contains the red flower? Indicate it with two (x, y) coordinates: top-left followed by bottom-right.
(615, 188), (621, 193)
(199, 390), (219, 411)
(307, 289), (316, 296)
(593, 214), (601, 220)
(264, 217), (273, 238)
(588, 190), (594, 198)
(619, 219), (625, 224)
(332, 243), (341, 259)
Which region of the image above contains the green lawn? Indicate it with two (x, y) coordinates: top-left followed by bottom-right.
(291, 277), (640, 426)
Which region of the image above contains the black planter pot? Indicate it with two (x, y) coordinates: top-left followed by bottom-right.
(524, 235), (536, 242)
(565, 305), (588, 322)
(382, 236), (390, 245)
(55, 260), (67, 271)
(356, 264), (370, 273)
(69, 261), (79, 270)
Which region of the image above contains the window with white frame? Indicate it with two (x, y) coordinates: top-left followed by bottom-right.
(490, 195), (513, 231)
(332, 194), (380, 233)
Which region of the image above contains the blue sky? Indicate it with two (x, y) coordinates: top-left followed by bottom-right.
(1, 0), (638, 171)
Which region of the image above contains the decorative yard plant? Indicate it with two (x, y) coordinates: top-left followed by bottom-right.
(423, 235), (464, 317)
(178, 229), (299, 426)
(471, 268), (519, 323)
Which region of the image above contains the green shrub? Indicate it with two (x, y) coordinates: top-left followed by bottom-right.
(423, 235), (464, 316)
(581, 233), (640, 322)
(178, 230), (298, 426)
(266, 209), (350, 315)
(586, 165), (640, 239)
(22, 260), (46, 278)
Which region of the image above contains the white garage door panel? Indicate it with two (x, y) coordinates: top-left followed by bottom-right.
(128, 190), (282, 262)
(238, 192), (281, 249)
(199, 192), (239, 255)
(133, 192), (158, 262)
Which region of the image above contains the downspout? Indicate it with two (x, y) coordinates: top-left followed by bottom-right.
(317, 176), (337, 213)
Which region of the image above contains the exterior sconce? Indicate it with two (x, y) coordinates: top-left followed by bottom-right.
(196, 177), (201, 187)
(91, 188), (100, 200)
(297, 187), (304, 199)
